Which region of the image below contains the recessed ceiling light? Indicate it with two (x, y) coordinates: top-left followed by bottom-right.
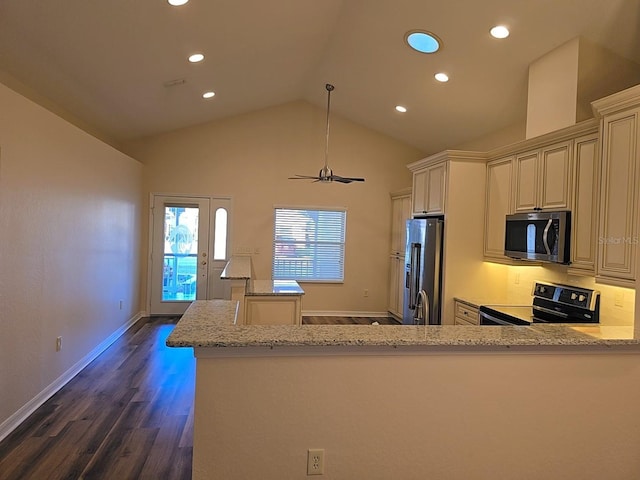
(490, 25), (510, 39)
(405, 30), (441, 54)
(395, 105), (407, 113)
(202, 91), (215, 99)
(168, 0), (189, 5)
(188, 53), (205, 63)
(434, 72), (449, 83)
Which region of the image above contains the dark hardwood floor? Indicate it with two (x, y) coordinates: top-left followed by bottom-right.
(0, 314), (399, 479)
(0, 316), (193, 480)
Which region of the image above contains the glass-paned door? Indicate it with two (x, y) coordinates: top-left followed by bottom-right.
(150, 196), (211, 315)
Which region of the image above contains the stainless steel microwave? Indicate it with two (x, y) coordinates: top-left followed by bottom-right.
(504, 211), (571, 264)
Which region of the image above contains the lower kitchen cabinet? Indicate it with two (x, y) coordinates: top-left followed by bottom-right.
(244, 295), (302, 325)
(454, 300), (479, 325)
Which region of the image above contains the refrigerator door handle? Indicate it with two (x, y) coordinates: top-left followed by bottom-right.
(407, 261), (415, 310)
(408, 243), (421, 310)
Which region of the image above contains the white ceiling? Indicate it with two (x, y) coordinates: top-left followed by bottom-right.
(1, 0), (639, 154)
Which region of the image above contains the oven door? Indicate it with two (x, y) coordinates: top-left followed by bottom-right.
(478, 306), (531, 326)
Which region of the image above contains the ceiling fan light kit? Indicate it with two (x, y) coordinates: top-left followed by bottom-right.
(289, 83), (365, 184)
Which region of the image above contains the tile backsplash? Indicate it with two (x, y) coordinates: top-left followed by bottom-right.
(503, 264), (635, 326)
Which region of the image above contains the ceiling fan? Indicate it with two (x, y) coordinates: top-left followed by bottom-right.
(289, 83), (365, 184)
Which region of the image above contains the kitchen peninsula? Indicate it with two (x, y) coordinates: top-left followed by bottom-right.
(220, 255), (304, 325)
(167, 301), (640, 480)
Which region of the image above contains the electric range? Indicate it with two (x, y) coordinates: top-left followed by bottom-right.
(478, 281), (600, 326)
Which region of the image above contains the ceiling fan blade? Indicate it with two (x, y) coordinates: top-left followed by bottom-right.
(288, 174), (320, 180)
(332, 175), (365, 183)
(331, 176), (352, 183)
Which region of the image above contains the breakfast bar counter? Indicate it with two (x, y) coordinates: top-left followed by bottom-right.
(166, 300), (639, 349)
(167, 301), (640, 480)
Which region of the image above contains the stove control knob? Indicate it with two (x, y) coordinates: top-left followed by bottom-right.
(578, 294), (586, 302)
(571, 293), (577, 300)
(539, 286), (546, 293)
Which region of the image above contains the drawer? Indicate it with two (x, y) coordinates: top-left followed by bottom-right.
(455, 301), (479, 324)
(454, 315), (476, 326)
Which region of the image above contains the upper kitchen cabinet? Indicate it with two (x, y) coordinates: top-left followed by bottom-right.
(568, 133), (600, 275)
(485, 119), (599, 265)
(390, 189), (412, 255)
(512, 141), (572, 212)
(484, 156), (513, 261)
(411, 162), (446, 216)
(592, 85), (640, 287)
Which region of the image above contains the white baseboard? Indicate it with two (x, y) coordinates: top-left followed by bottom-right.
(302, 310), (390, 318)
(0, 311), (145, 443)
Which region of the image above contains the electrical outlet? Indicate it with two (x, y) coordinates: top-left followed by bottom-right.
(119, 299), (124, 310)
(615, 292), (624, 307)
(364, 289), (369, 297)
(514, 272), (520, 285)
(56, 336), (62, 352)
(307, 449), (324, 475)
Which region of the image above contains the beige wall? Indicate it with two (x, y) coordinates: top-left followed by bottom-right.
(194, 350), (640, 479)
(441, 160), (505, 322)
(0, 81), (143, 434)
(527, 38), (581, 139)
(454, 121), (526, 152)
(526, 37), (640, 139)
(125, 100), (422, 313)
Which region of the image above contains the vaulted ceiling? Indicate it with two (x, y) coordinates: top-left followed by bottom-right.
(1, 0), (639, 154)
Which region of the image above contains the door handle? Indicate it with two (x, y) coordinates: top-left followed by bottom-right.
(408, 243), (421, 310)
(542, 219), (552, 255)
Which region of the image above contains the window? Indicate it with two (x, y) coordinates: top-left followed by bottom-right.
(213, 207), (228, 260)
(273, 207), (346, 282)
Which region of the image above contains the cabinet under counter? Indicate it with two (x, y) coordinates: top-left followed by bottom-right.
(244, 279), (304, 325)
(453, 297), (481, 325)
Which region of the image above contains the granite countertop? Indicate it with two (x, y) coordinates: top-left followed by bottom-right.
(166, 300), (640, 349)
(220, 256), (253, 280)
(246, 279), (304, 296)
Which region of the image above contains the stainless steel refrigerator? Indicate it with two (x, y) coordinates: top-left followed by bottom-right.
(403, 217), (444, 325)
